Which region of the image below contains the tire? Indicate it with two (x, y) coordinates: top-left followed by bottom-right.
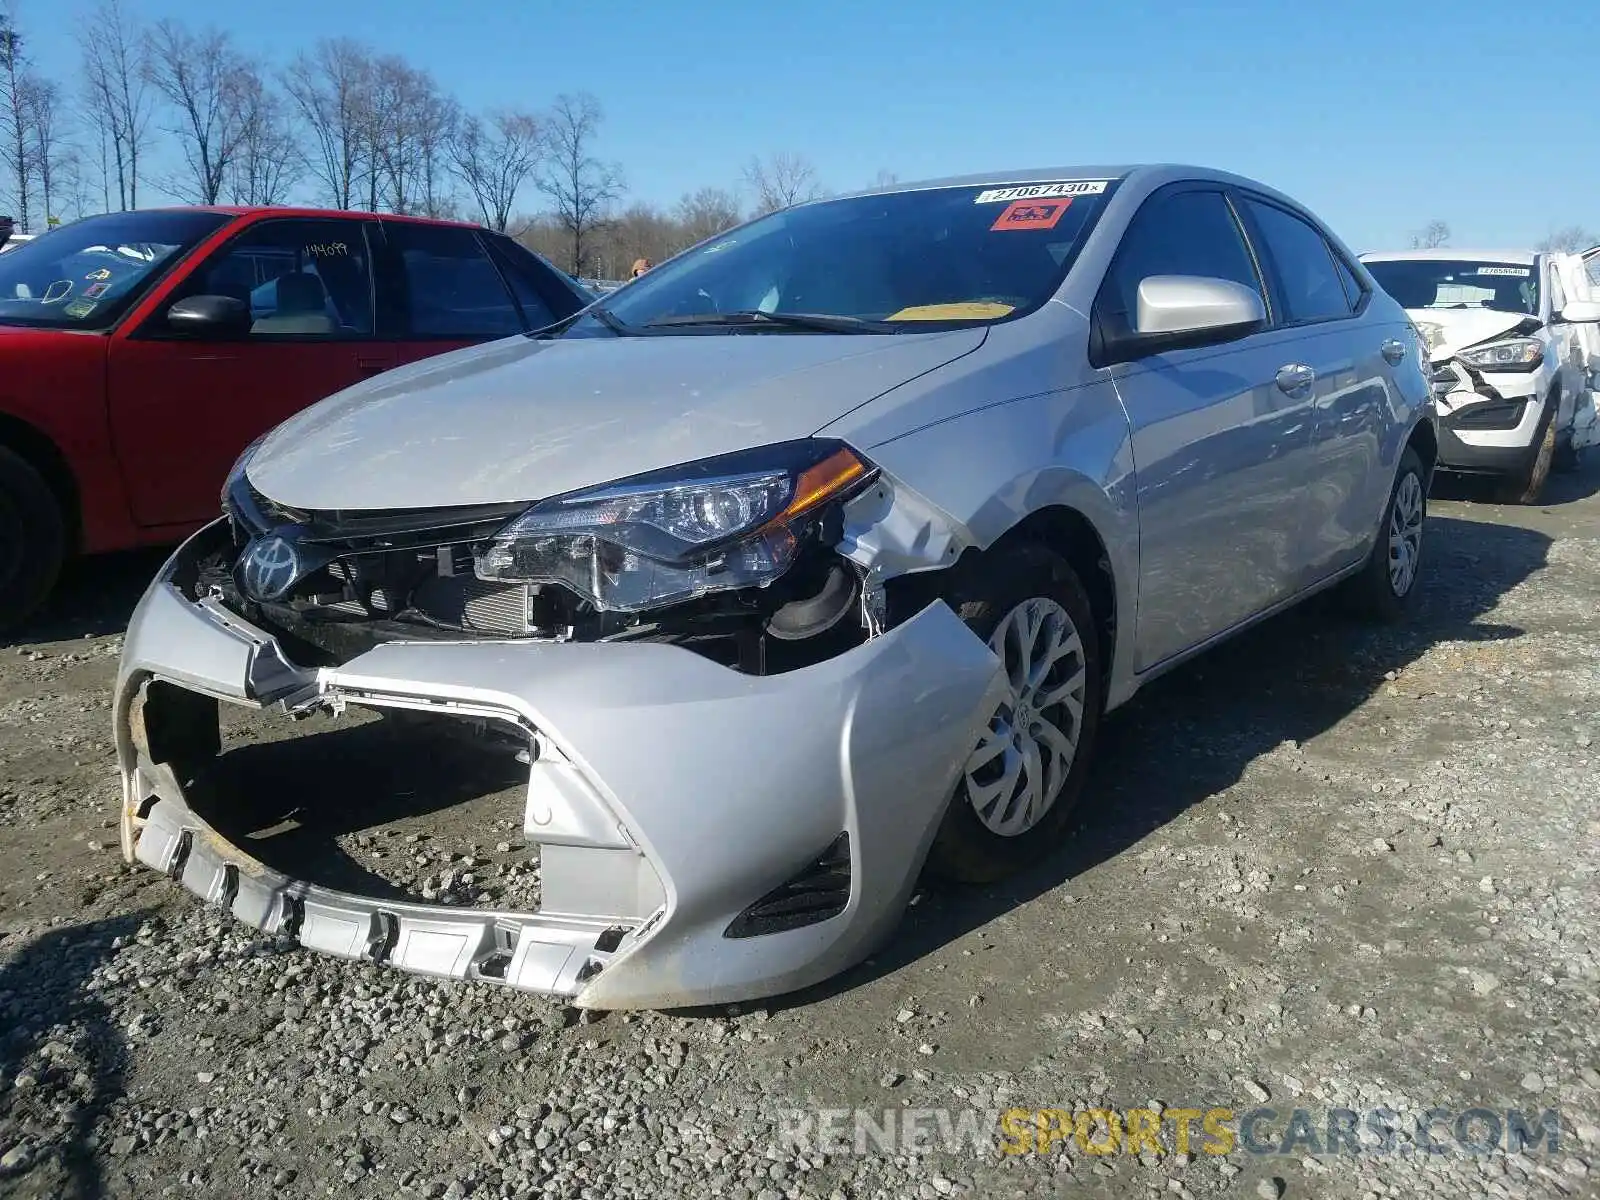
(0, 446), (66, 632)
(925, 543), (1103, 884)
(1493, 403), (1555, 504)
(1344, 446), (1426, 624)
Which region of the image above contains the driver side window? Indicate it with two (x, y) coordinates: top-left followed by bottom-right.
(179, 219), (375, 338)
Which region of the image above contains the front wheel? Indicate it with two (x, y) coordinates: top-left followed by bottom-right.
(1494, 405), (1555, 505)
(925, 544), (1103, 884)
(0, 446), (66, 632)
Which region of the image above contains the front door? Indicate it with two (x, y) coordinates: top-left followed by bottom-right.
(1562, 251), (1600, 451)
(1096, 185), (1319, 672)
(107, 215), (393, 528)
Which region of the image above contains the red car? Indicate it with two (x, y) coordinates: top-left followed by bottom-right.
(0, 207), (592, 626)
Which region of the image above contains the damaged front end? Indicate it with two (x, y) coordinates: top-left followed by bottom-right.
(217, 438), (888, 675)
(113, 444), (1005, 1009)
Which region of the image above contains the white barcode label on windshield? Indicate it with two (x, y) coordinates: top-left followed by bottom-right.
(1474, 266), (1530, 277)
(974, 181), (1109, 204)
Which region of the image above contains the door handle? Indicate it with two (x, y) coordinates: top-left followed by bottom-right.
(1381, 339), (1407, 365)
(356, 355), (391, 377)
(1275, 363), (1316, 397)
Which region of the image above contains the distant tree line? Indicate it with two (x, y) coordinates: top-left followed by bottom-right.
(0, 0), (892, 277)
(1407, 219), (1596, 255)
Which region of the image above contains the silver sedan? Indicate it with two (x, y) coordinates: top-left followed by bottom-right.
(114, 164), (1435, 1008)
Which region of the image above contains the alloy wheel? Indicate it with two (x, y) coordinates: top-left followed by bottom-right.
(962, 597), (1088, 838)
(1388, 471), (1424, 597)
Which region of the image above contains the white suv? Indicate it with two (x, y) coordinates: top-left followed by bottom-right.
(1362, 248), (1600, 502)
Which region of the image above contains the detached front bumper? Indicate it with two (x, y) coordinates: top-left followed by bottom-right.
(114, 523), (1004, 1009)
(1430, 362), (1549, 474)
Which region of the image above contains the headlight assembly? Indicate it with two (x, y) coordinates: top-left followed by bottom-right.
(475, 439), (876, 612)
(1458, 338), (1543, 371)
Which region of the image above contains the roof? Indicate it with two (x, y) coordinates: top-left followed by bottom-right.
(1360, 248), (1538, 265)
(836, 163), (1302, 208)
(149, 206), (484, 229)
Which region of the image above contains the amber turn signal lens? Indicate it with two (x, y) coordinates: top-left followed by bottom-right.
(780, 448), (872, 522)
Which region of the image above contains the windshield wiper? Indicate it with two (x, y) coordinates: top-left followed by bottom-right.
(534, 303), (632, 339)
(645, 310), (897, 333)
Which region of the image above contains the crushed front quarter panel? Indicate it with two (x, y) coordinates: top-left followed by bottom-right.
(114, 524), (1007, 1009)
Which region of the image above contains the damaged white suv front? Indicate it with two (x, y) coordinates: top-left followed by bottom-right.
(1361, 248), (1600, 502)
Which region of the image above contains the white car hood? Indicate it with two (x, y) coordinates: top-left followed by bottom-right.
(1406, 308), (1540, 362)
(247, 328), (986, 510)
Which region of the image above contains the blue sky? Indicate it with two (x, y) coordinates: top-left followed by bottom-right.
(14, 0), (1598, 250)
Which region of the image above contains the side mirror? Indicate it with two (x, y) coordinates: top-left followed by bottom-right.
(1136, 275), (1267, 337)
(166, 294), (250, 337)
(1558, 299), (1600, 324)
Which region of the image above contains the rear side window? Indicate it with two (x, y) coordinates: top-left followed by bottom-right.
(1332, 253), (1365, 313)
(1099, 190), (1263, 333)
(1241, 199), (1350, 324)
(385, 223), (524, 339)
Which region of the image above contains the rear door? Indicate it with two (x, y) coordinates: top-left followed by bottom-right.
(107, 215), (392, 527)
(1097, 185), (1318, 671)
(1234, 193), (1396, 579)
(377, 222), (547, 367)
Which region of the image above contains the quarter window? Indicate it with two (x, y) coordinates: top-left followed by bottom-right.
(1100, 190), (1264, 335)
(385, 224), (524, 339)
(186, 218), (374, 337)
(1332, 253), (1365, 314)
(1241, 199), (1350, 324)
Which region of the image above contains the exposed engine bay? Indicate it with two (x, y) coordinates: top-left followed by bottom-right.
(206, 458), (896, 676)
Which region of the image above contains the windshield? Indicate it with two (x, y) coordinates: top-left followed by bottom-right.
(1364, 258), (1540, 317)
(0, 210), (230, 329)
(588, 179), (1118, 334)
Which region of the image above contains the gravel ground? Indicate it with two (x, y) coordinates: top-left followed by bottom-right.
(2, 468), (1599, 1200)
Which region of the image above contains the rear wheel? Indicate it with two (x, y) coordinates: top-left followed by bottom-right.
(925, 544), (1103, 884)
(0, 446), (66, 632)
(1344, 446), (1426, 624)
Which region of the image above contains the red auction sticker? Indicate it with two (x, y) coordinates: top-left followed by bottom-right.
(991, 198), (1072, 232)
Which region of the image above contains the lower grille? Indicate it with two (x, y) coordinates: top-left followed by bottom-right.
(724, 833), (851, 938)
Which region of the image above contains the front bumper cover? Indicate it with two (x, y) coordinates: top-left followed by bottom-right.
(114, 522), (1005, 1009)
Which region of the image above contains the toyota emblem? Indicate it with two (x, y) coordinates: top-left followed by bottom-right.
(240, 535), (301, 602)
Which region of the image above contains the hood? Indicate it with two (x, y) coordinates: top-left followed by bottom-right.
(247, 328), (986, 510)
(1405, 308), (1541, 362)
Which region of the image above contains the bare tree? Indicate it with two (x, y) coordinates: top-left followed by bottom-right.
(451, 110), (542, 232)
(283, 39), (374, 210)
(1409, 219), (1450, 250)
(226, 81), (297, 206)
(870, 168), (899, 189)
(363, 56), (455, 215)
(22, 77), (63, 225)
(743, 152), (823, 215)
(675, 186), (742, 246)
(145, 20), (257, 204)
(81, 0), (152, 210)
(1536, 226), (1598, 254)
(0, 17), (32, 230)
(536, 92), (623, 275)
